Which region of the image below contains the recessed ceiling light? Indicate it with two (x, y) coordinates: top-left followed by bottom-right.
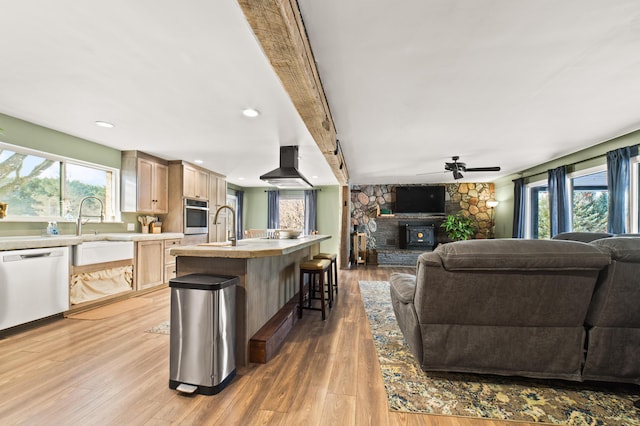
(242, 108), (260, 118)
(95, 121), (114, 128)
(238, 177), (245, 180)
(194, 159), (203, 164)
(312, 175), (319, 179)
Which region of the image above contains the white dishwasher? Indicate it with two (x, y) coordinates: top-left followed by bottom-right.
(0, 246), (70, 331)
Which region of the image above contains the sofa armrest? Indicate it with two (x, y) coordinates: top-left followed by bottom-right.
(389, 273), (416, 304)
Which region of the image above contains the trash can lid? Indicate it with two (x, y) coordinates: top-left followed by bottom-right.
(169, 273), (239, 290)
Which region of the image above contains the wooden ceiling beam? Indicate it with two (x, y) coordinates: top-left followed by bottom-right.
(237, 0), (348, 185)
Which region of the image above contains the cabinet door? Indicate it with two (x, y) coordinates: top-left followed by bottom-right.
(136, 158), (155, 212)
(183, 165), (196, 198)
(136, 240), (164, 290)
(208, 174), (228, 242)
(196, 169), (209, 199)
(152, 163), (169, 213)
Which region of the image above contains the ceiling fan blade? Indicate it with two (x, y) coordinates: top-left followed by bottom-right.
(465, 166), (501, 172)
(416, 170), (448, 176)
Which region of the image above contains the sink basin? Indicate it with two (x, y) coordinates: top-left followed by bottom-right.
(73, 240), (134, 266)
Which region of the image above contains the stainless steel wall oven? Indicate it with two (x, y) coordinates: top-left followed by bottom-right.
(184, 198), (209, 234)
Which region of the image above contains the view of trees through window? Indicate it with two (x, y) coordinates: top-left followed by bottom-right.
(530, 186), (550, 239)
(571, 171), (608, 233)
(279, 195), (304, 230)
(0, 145), (116, 220)
(529, 170), (608, 238)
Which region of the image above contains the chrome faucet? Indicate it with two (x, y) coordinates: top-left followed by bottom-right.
(77, 196), (105, 236)
(213, 205), (237, 246)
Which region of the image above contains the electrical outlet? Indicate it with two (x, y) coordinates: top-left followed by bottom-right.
(127, 223), (135, 231)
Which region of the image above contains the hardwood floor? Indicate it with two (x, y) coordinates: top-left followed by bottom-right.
(0, 266), (534, 425)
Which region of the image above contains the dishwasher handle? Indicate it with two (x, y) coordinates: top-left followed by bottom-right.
(3, 250), (63, 262)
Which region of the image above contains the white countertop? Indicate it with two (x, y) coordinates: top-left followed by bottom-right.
(0, 232), (185, 251)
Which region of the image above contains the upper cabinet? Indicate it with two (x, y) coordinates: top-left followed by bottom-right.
(183, 164), (209, 200)
(121, 151), (169, 214)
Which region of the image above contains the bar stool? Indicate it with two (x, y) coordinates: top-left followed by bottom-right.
(298, 258), (332, 320)
(314, 252), (338, 299)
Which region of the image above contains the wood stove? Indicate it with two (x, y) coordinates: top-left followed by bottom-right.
(399, 224), (435, 250)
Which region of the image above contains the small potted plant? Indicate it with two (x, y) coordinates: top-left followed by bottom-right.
(441, 213), (475, 241)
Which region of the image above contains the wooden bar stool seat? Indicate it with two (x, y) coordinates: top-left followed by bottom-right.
(314, 252), (338, 299)
(298, 258), (332, 320)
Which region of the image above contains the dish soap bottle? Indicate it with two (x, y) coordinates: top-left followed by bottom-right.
(46, 221), (59, 236)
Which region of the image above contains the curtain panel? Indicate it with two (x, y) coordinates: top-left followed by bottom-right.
(304, 190), (318, 235)
(267, 190), (279, 230)
(236, 190), (244, 240)
(606, 146), (631, 234)
(548, 166), (570, 237)
(512, 178), (526, 238)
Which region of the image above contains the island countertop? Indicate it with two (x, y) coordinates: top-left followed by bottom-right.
(169, 234), (330, 259)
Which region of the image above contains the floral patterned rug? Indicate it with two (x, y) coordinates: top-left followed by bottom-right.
(359, 280), (640, 425)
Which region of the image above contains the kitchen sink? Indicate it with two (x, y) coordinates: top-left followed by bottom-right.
(73, 240), (134, 266)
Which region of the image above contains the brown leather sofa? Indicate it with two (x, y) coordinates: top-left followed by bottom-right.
(390, 238), (612, 381)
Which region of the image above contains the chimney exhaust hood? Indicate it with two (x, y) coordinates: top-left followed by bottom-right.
(260, 145), (313, 189)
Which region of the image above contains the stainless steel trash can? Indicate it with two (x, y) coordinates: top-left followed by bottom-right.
(169, 273), (238, 395)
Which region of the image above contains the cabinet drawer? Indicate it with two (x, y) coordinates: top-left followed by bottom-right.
(164, 239), (181, 264)
(165, 247), (176, 265)
(165, 263), (177, 282)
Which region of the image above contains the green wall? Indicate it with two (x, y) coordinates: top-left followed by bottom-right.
(493, 129), (640, 238)
(240, 185), (340, 254)
(0, 113), (132, 236)
(0, 113), (121, 168)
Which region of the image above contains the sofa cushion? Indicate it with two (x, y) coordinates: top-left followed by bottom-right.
(552, 231), (613, 242)
(433, 239), (610, 271)
(591, 236), (640, 262)
(389, 273), (416, 304)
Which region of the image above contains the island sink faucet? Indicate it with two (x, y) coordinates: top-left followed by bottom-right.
(77, 196), (105, 236)
(213, 205), (237, 246)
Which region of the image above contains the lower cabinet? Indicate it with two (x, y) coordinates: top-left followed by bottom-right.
(135, 240), (164, 290)
(164, 238), (181, 283)
(136, 235), (208, 290)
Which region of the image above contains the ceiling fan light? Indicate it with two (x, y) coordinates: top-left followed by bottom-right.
(453, 170), (464, 180)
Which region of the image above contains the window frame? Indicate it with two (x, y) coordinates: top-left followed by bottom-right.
(567, 164), (609, 233)
(631, 155), (640, 233)
(524, 178), (547, 239)
(0, 141), (121, 222)
(278, 190), (305, 230)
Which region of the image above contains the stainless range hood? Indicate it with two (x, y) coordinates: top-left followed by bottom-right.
(260, 145), (313, 189)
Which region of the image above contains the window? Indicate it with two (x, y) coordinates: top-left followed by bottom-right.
(569, 168), (608, 233)
(278, 191), (304, 230)
(632, 156), (640, 233)
(527, 181), (549, 239)
(0, 142), (119, 221)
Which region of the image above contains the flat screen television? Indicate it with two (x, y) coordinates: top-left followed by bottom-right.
(395, 186), (445, 214)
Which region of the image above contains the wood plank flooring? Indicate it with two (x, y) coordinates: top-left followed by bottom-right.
(0, 266), (534, 425)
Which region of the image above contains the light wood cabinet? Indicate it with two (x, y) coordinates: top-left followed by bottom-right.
(163, 238), (181, 283)
(183, 164), (209, 200)
(135, 240), (164, 290)
(209, 173), (228, 242)
(121, 151), (168, 214)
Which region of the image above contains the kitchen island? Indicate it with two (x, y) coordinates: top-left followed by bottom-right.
(170, 234), (330, 366)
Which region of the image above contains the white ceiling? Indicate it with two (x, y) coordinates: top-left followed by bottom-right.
(1, 1), (640, 187)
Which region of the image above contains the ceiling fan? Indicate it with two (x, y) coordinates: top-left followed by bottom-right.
(445, 156), (501, 180)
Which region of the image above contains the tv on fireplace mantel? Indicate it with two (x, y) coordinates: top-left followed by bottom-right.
(395, 185), (445, 214)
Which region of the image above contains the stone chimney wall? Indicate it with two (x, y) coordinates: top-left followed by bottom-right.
(351, 183), (496, 249)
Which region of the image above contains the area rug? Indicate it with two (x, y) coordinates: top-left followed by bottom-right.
(359, 280), (640, 425)
(146, 320), (169, 335)
(67, 297), (152, 320)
